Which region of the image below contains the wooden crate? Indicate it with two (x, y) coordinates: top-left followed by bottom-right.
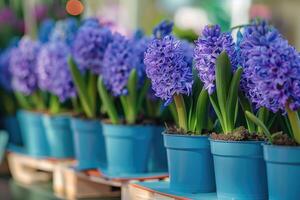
(129, 182), (182, 200)
(7, 152), (73, 185)
(55, 167), (121, 199)
(53, 165), (168, 200)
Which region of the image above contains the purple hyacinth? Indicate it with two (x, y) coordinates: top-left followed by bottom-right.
(72, 18), (112, 74)
(37, 41), (76, 102)
(240, 20), (300, 112)
(102, 33), (141, 96)
(144, 35), (193, 104)
(0, 48), (13, 91)
(132, 31), (151, 83)
(9, 37), (41, 95)
(50, 18), (78, 46)
(153, 20), (174, 39)
(194, 25), (238, 94)
(38, 18), (55, 43)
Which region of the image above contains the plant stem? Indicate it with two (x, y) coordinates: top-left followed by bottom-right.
(15, 92), (32, 110)
(173, 94), (187, 131)
(49, 95), (60, 114)
(286, 106), (300, 144)
(87, 72), (97, 113)
(32, 91), (45, 111)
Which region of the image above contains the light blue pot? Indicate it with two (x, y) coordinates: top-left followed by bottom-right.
(3, 115), (23, 146)
(263, 144), (300, 200)
(210, 139), (268, 200)
(164, 133), (215, 193)
(43, 115), (74, 158)
(148, 126), (168, 172)
(70, 118), (106, 170)
(17, 110), (50, 157)
(102, 123), (153, 174)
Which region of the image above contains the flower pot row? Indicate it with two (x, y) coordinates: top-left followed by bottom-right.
(165, 133), (300, 200)
(15, 110), (168, 174)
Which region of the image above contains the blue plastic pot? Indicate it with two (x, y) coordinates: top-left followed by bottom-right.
(43, 115), (74, 158)
(164, 133), (215, 193)
(263, 144), (300, 200)
(70, 118), (106, 169)
(3, 115), (23, 145)
(17, 110), (50, 157)
(102, 123), (153, 174)
(148, 126), (168, 172)
(210, 139), (268, 200)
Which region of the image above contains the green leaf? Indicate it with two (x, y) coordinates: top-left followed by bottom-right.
(68, 56), (94, 118)
(286, 107), (300, 144)
(245, 111), (272, 141)
(215, 51), (232, 132)
(97, 77), (120, 124)
(49, 94), (60, 114)
(15, 92), (32, 110)
(126, 69), (138, 124)
(195, 88), (209, 133)
(209, 94), (225, 132)
(238, 92), (256, 133)
(87, 72), (97, 112)
(137, 79), (151, 113)
(226, 67), (242, 131)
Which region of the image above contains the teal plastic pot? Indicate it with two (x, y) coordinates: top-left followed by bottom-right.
(148, 126), (168, 172)
(17, 110), (50, 157)
(43, 115), (74, 158)
(164, 133), (215, 193)
(210, 139), (268, 200)
(70, 118), (106, 169)
(102, 123), (153, 174)
(263, 144), (300, 200)
(3, 115), (23, 145)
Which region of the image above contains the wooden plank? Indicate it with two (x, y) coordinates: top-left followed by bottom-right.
(7, 152), (73, 185)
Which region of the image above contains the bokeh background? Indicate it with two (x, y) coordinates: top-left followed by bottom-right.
(0, 0), (300, 49)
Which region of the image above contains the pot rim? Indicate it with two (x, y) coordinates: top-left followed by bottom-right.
(163, 131), (209, 138)
(209, 138), (265, 144)
(102, 122), (154, 128)
(262, 143), (300, 149)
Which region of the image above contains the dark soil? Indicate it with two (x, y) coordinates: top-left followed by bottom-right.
(164, 124), (207, 135)
(210, 127), (265, 141)
(272, 134), (299, 146)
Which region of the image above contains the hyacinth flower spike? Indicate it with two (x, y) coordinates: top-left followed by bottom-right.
(10, 37), (46, 111)
(97, 32), (151, 125)
(145, 20), (209, 133)
(239, 20), (300, 144)
(194, 25), (242, 134)
(68, 18), (112, 118)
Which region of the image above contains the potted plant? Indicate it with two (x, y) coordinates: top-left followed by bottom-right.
(68, 18), (112, 169)
(194, 24), (268, 199)
(0, 44), (22, 146)
(144, 21), (215, 193)
(239, 20), (300, 200)
(9, 36), (49, 157)
(97, 30), (155, 175)
(36, 40), (76, 158)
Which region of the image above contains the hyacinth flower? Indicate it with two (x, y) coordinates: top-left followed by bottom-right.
(9, 36), (45, 110)
(68, 18), (112, 118)
(49, 17), (78, 45)
(237, 21), (300, 144)
(38, 18), (55, 43)
(194, 25), (242, 134)
(37, 41), (76, 114)
(0, 47), (18, 115)
(97, 32), (151, 124)
(144, 20), (209, 133)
